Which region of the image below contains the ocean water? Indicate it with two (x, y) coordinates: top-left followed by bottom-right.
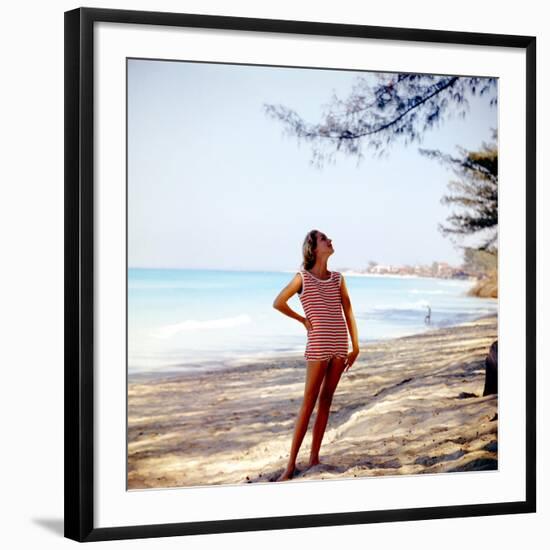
(128, 268), (497, 375)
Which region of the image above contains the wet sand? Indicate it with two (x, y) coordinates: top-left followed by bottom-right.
(128, 315), (498, 489)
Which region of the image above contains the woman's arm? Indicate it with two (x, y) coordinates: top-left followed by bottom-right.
(340, 275), (360, 351)
(272, 273), (306, 325)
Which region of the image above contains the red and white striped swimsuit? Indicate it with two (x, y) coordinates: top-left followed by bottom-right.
(298, 269), (349, 361)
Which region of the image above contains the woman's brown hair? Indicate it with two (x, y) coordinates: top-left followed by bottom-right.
(302, 229), (319, 270)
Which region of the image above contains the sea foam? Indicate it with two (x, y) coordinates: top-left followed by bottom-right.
(152, 314), (252, 339)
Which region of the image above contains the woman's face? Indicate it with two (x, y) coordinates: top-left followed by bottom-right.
(315, 231), (334, 256)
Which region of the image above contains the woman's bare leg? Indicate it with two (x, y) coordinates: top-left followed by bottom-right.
(308, 356), (346, 467)
(276, 360), (328, 481)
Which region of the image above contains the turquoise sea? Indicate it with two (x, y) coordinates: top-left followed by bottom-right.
(128, 268), (498, 375)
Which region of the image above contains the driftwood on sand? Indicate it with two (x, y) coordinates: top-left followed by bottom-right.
(483, 340), (498, 396)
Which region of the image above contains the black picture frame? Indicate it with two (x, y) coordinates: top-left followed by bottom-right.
(64, 6), (536, 543)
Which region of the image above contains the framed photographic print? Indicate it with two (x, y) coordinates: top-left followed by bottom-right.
(64, 7), (536, 542)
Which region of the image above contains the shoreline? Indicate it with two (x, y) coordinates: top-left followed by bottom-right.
(128, 314), (498, 489)
(128, 313), (497, 384)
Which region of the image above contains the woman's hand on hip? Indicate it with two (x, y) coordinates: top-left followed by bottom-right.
(302, 317), (313, 333)
(344, 348), (359, 372)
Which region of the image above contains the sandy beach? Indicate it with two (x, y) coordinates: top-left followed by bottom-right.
(128, 314), (498, 489)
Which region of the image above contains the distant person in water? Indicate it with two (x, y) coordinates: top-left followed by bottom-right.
(425, 305), (432, 325)
(272, 229), (360, 481)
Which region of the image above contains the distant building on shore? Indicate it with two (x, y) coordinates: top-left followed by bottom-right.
(343, 261), (472, 280)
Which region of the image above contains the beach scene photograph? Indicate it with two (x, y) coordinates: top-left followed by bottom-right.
(127, 58), (498, 489)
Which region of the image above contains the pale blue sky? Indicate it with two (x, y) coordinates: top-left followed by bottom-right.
(128, 59), (497, 271)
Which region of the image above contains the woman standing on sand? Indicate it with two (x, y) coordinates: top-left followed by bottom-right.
(272, 229), (360, 481)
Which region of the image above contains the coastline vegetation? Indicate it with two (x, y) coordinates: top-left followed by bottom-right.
(468, 269), (498, 298)
(463, 247), (498, 298)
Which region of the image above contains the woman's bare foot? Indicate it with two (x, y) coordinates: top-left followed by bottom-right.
(307, 457), (321, 469)
(276, 466), (297, 482)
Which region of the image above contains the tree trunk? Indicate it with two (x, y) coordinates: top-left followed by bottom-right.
(483, 340), (498, 396)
